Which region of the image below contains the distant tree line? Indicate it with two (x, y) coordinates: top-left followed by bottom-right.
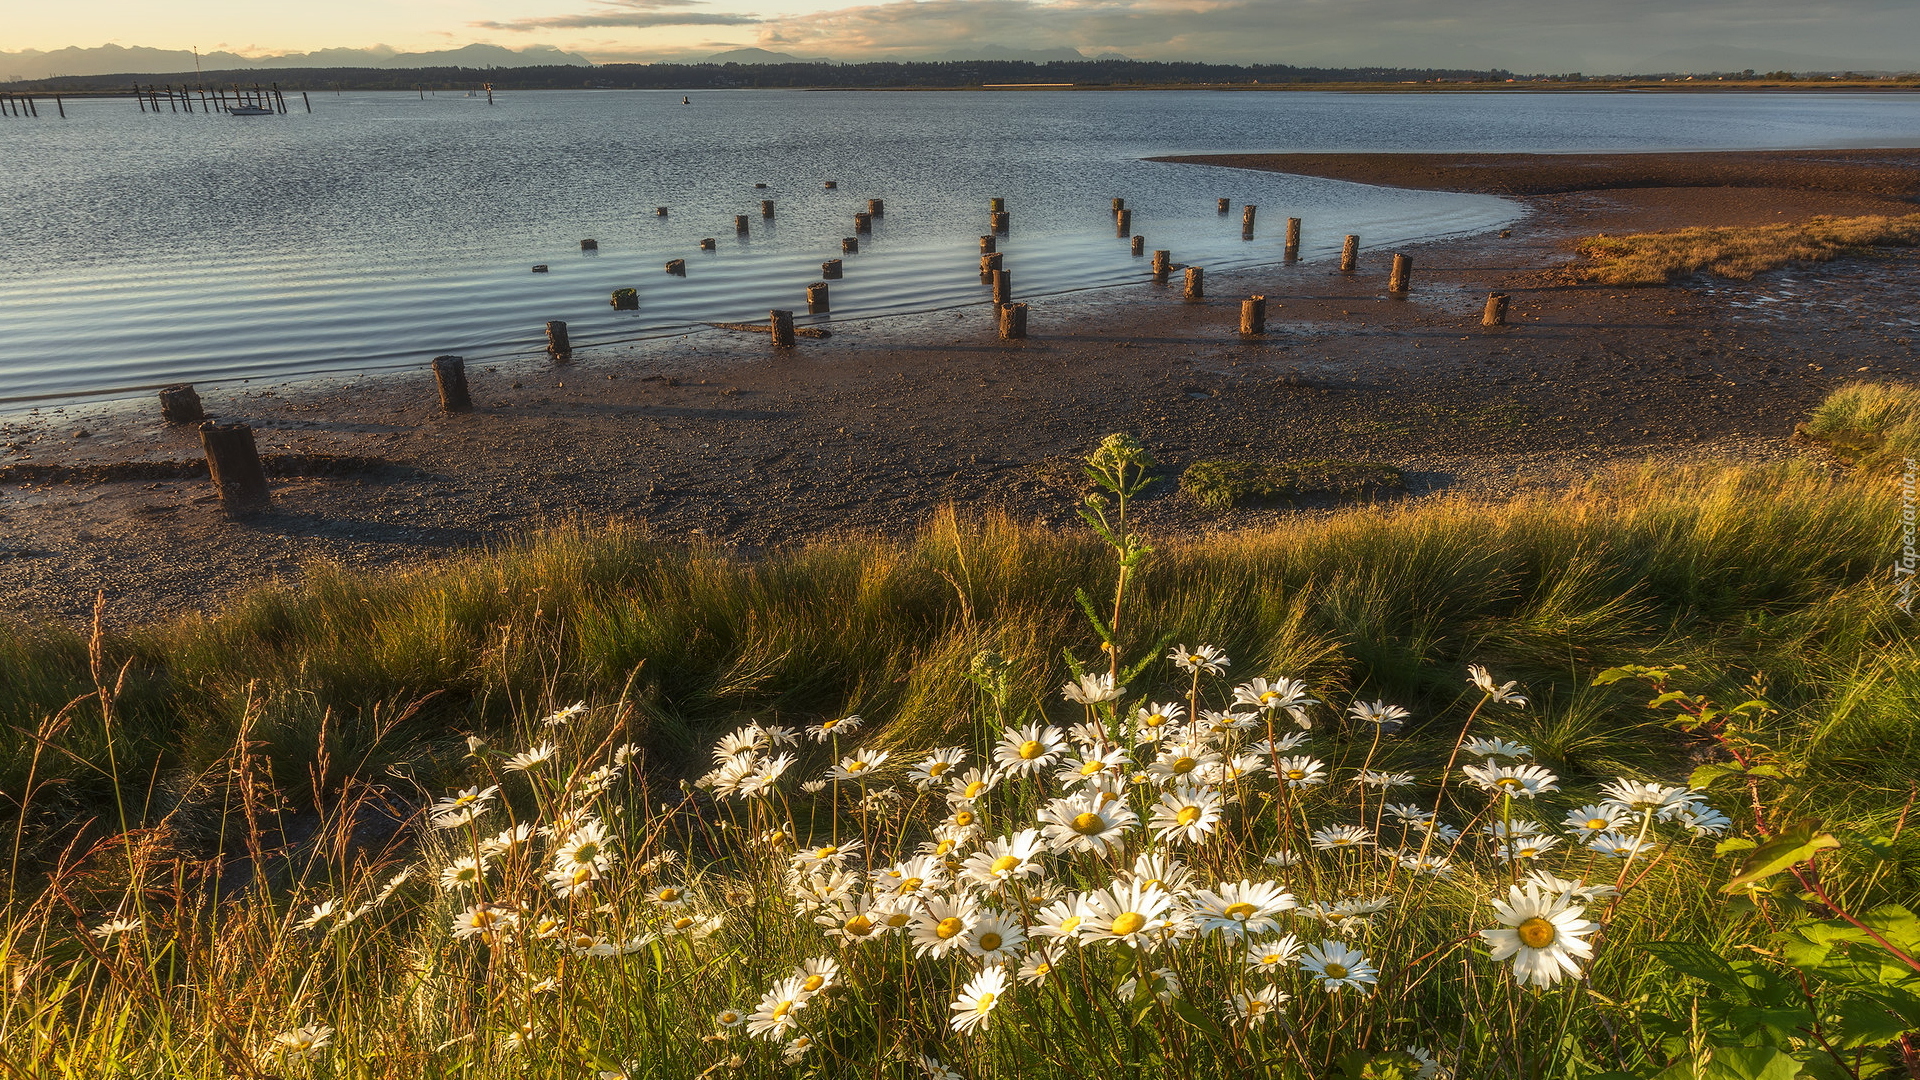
(16, 58), (1518, 93)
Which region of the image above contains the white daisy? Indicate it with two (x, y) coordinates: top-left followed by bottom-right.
(1481, 884), (1598, 988)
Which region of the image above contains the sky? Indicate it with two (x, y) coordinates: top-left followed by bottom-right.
(6, 0), (1919, 72)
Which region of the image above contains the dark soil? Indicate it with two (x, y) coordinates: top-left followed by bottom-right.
(4, 149), (1917, 626)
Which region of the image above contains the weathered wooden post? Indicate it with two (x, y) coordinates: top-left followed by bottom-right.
(1483, 293), (1510, 327)
(1111, 197), (1125, 212)
(1341, 235), (1360, 273)
(823, 180), (837, 189)
(665, 258), (687, 275)
(867, 198), (884, 217)
(1116, 208), (1131, 236)
(700, 238), (717, 250)
(761, 200), (775, 218)
(1131, 236), (1145, 256)
(1185, 266), (1205, 301)
(1241, 205), (1256, 234)
(199, 421), (271, 516)
(1217, 197), (1230, 213)
(1240, 296), (1266, 334)
(808, 283), (830, 313)
(989, 197), (1005, 213)
(990, 211), (1010, 234)
(735, 215), (750, 233)
(842, 237), (859, 253)
(159, 384), (206, 424)
(581, 238), (598, 251)
(546, 320), (572, 361)
(854, 211), (872, 233)
(1284, 217), (1301, 261)
(979, 235), (996, 253)
(1152, 250), (1171, 281)
(432, 355), (473, 413)
(531, 264), (548, 273)
(769, 309), (796, 348)
(656, 206), (669, 216)
(822, 258), (843, 279)
(991, 269), (1012, 305)
(998, 302), (1027, 339)
(611, 288), (639, 310)
(980, 252), (1002, 276)
(1388, 254), (1412, 294)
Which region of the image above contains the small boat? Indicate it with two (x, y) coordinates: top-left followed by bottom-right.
(227, 104), (274, 116)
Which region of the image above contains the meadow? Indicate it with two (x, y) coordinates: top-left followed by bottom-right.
(0, 389), (1916, 1078)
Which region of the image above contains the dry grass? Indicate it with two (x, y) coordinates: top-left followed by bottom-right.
(1574, 212), (1920, 285)
(1179, 460), (1405, 510)
(1798, 380), (1920, 472)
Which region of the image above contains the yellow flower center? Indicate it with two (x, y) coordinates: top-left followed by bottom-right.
(1585, 818), (1609, 830)
(844, 915), (874, 937)
(1140, 878), (1164, 892)
(822, 719), (840, 731)
(1019, 740), (1045, 760)
(1260, 691), (1279, 704)
(673, 917), (695, 930)
(1516, 916), (1557, 949)
(884, 911), (911, 928)
(1261, 953), (1282, 964)
(1110, 912), (1147, 935)
(977, 932), (1003, 951)
(1032, 962), (1052, 976)
(847, 760), (868, 772)
(814, 845), (838, 858)
(1058, 915), (1083, 933)
(990, 855), (1021, 874)
(657, 888), (680, 902)
(1246, 999), (1268, 1015)
(936, 917), (965, 940)
(963, 781), (988, 799)
(802, 974), (825, 992)
(898, 876), (924, 894)
(975, 991), (996, 1010)
(1144, 713), (1168, 728)
(1495, 777), (1523, 789)
(1176, 806), (1204, 826)
(1323, 963), (1348, 980)
(1224, 902), (1257, 921)
(1070, 812), (1107, 836)
(928, 761), (952, 777)
(771, 1001), (793, 1019)
(1171, 757), (1198, 774)
(1079, 761), (1104, 775)
(1285, 770), (1306, 780)
(572, 842), (600, 863)
(953, 811), (975, 827)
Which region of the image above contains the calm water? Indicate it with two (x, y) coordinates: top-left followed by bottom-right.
(5, 90), (1920, 408)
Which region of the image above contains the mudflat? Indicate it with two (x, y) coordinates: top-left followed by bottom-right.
(3, 149), (1917, 625)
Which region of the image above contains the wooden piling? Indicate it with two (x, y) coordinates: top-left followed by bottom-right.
(1112, 197), (1125, 212)
(55, 95), (64, 118)
(665, 259), (686, 275)
(199, 421), (271, 516)
(979, 235), (996, 254)
(1116, 208), (1131, 236)
(980, 252), (1002, 275)
(158, 384), (205, 424)
(735, 215), (750, 233)
(1131, 236), (1145, 256)
(656, 206), (669, 216)
(761, 200), (775, 218)
(1151, 250), (1171, 281)
(1388, 254), (1412, 294)
(989, 197), (1005, 213)
(990, 211), (1009, 234)
(842, 237), (859, 253)
(431, 356), (473, 413)
(581, 238), (598, 251)
(823, 180), (837, 189)
(807, 282), (830, 313)
(1284, 217), (1301, 260)
(700, 238), (717, 250)
(1217, 197), (1230, 213)
(610, 288), (639, 310)
(854, 211), (872, 233)
(822, 259), (843, 279)
(1241, 205), (1256, 233)
(302, 92), (311, 113)
(991, 269), (1012, 305)
(998, 302), (1027, 339)
(1482, 293), (1510, 327)
(1340, 234), (1359, 274)
(1240, 296), (1266, 335)
(1185, 266), (1205, 301)
(769, 309), (796, 348)
(546, 320), (572, 360)
(867, 198), (884, 217)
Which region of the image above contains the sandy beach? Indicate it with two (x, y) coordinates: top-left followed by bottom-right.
(3, 148), (1918, 625)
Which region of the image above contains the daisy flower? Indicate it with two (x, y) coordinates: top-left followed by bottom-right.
(1147, 741), (1219, 784)
(782, 1035), (815, 1062)
(1587, 831), (1659, 861)
(1463, 737), (1532, 759)
(541, 701), (587, 727)
(796, 956), (841, 995)
(909, 895), (981, 958)
(959, 829), (1045, 889)
(1481, 884), (1598, 988)
(1299, 940), (1378, 993)
(89, 917), (141, 940)
(1563, 804), (1631, 837)
(1461, 762), (1560, 797)
(715, 1009), (745, 1029)
(1188, 880), (1296, 940)
(1228, 986), (1288, 1026)
(949, 967), (1009, 1034)
(1599, 778), (1698, 818)
(503, 743), (556, 773)
(1062, 672), (1123, 705)
(807, 714), (863, 743)
(1357, 770), (1416, 789)
(1523, 869), (1620, 903)
(1168, 643), (1230, 675)
(1031, 894), (1094, 941)
(825, 749), (890, 782)
(438, 856), (488, 892)
(1273, 756), (1327, 788)
(553, 821), (616, 873)
(1244, 934), (1305, 972)
(994, 724), (1068, 776)
(1233, 677), (1317, 714)
(1054, 746), (1129, 787)
(1465, 665), (1528, 707)
(1036, 793), (1137, 856)
(910, 748), (968, 787)
(1150, 786), (1224, 845)
(1348, 700), (1411, 727)
(746, 976), (811, 1040)
(1084, 881), (1175, 945)
(1498, 835), (1561, 862)
(1309, 824), (1374, 851)
(946, 767), (1002, 804)
(1675, 803), (1732, 837)
(1122, 852), (1196, 897)
(791, 838), (862, 871)
(1133, 701), (1187, 742)
(270, 1025), (335, 1060)
(961, 913), (1026, 961)
(815, 895), (891, 944)
(1017, 946), (1060, 984)
(874, 855), (946, 900)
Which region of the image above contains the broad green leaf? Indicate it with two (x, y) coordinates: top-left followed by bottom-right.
(1691, 763), (1747, 789)
(1641, 941), (1749, 1000)
(1716, 838), (1758, 856)
(1723, 820), (1840, 893)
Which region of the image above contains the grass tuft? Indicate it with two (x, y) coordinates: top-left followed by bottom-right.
(1798, 379), (1920, 472)
(1574, 211), (1920, 285)
(1179, 459), (1406, 510)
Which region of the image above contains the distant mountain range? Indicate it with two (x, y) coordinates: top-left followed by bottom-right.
(0, 43), (592, 80)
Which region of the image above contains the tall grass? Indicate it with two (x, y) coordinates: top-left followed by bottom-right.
(1799, 380), (1920, 473)
(1575, 212), (1920, 285)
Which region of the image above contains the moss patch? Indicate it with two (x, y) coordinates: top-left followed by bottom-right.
(1180, 459), (1406, 510)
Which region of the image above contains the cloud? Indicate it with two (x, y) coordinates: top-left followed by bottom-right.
(478, 0), (760, 31)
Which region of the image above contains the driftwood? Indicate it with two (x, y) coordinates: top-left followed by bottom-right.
(705, 321), (832, 339)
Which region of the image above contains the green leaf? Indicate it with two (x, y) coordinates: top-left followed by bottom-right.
(1641, 941), (1749, 999)
(1723, 819), (1840, 894)
(1691, 763), (1747, 790)
(1653, 1046), (1801, 1080)
(1169, 995), (1225, 1039)
(1716, 838), (1758, 856)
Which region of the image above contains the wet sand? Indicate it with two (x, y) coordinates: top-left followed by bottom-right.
(4, 150), (1918, 626)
